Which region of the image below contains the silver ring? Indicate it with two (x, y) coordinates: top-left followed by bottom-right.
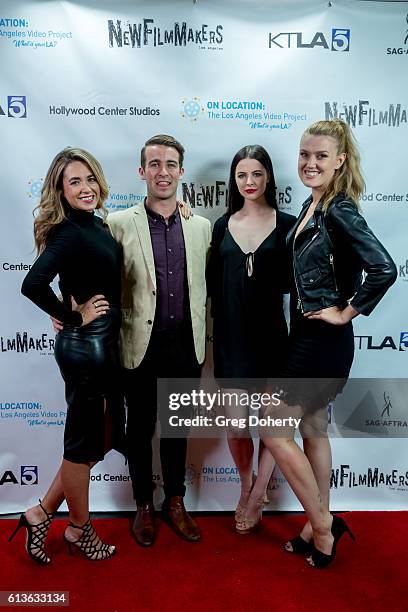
(94, 302), (98, 309)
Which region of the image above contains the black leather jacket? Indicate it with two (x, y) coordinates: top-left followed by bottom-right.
(286, 195), (397, 316)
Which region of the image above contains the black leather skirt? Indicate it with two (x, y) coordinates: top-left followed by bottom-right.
(278, 316), (355, 413)
(54, 307), (125, 463)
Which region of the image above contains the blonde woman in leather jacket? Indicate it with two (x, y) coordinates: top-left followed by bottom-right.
(261, 119), (397, 569)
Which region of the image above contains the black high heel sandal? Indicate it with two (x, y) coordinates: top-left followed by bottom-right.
(8, 499), (54, 565)
(63, 518), (116, 561)
(284, 535), (314, 555)
(308, 514), (355, 569)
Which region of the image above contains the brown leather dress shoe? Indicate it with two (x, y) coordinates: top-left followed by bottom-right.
(161, 496), (201, 542)
(131, 502), (155, 547)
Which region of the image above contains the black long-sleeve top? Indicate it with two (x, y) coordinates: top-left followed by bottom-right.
(21, 208), (122, 326)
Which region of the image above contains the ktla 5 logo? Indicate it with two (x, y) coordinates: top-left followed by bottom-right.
(0, 96), (27, 118)
(354, 332), (408, 351)
(269, 28), (350, 51)
(0, 465), (38, 486)
(400, 332), (408, 351)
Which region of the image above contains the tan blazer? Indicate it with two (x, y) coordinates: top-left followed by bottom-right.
(107, 203), (211, 369)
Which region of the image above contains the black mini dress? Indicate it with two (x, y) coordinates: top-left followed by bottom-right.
(279, 236), (355, 413)
(22, 208), (125, 463)
(207, 211), (296, 387)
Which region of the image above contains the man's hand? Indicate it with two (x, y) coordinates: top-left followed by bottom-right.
(178, 201), (193, 220)
(51, 316), (64, 333)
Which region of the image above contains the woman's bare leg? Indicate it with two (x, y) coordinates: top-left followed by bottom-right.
(25, 465), (64, 526)
(261, 404), (333, 555)
(285, 407), (331, 548)
(25, 460), (98, 528)
(224, 389), (254, 509)
(25, 396), (109, 527)
(244, 442), (275, 522)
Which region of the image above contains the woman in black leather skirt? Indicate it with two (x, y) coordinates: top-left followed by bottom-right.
(260, 119), (397, 568)
(10, 147), (124, 563)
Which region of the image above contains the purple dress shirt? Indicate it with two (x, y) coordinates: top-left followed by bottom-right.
(145, 203), (187, 331)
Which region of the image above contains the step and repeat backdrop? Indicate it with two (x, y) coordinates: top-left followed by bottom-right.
(1, 0), (407, 512)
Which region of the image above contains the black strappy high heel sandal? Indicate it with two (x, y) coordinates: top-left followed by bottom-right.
(307, 514), (355, 569)
(284, 534), (314, 555)
(8, 499), (54, 565)
(63, 518), (116, 561)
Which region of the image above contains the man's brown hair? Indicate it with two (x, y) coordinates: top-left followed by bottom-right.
(140, 134), (185, 168)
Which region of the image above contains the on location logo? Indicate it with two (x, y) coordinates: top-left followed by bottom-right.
(180, 97), (205, 122)
(27, 178), (43, 199)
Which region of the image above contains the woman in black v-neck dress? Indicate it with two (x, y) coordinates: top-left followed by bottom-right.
(212, 221), (292, 380)
(10, 148), (124, 564)
(207, 145), (296, 534)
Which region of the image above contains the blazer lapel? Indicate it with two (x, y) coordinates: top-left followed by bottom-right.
(180, 212), (193, 290)
(133, 204), (156, 289)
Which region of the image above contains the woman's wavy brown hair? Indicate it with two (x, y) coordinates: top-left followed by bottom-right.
(33, 147), (109, 253)
(302, 118), (365, 211)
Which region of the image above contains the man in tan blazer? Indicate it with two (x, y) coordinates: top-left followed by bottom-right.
(108, 135), (211, 547)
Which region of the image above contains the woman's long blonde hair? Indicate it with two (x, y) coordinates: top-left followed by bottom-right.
(302, 118), (365, 211)
(33, 147), (109, 253)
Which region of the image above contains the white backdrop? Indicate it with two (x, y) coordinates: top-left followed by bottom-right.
(1, 0), (407, 512)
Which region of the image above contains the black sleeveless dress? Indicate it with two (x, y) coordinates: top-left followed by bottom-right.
(207, 211), (296, 386)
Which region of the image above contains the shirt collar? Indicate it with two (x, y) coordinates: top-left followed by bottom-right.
(144, 199), (179, 224)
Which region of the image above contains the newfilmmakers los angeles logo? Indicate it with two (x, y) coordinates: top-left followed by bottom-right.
(0, 465), (38, 486)
(0, 331), (55, 354)
(331, 464), (408, 491)
(181, 179), (292, 210)
(325, 99), (407, 127)
(108, 18), (223, 50)
(269, 27), (350, 51)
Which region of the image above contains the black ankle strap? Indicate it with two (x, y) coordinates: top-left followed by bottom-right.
(38, 499), (54, 520)
(68, 517), (91, 530)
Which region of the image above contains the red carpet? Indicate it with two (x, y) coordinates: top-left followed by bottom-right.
(1, 512), (407, 612)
